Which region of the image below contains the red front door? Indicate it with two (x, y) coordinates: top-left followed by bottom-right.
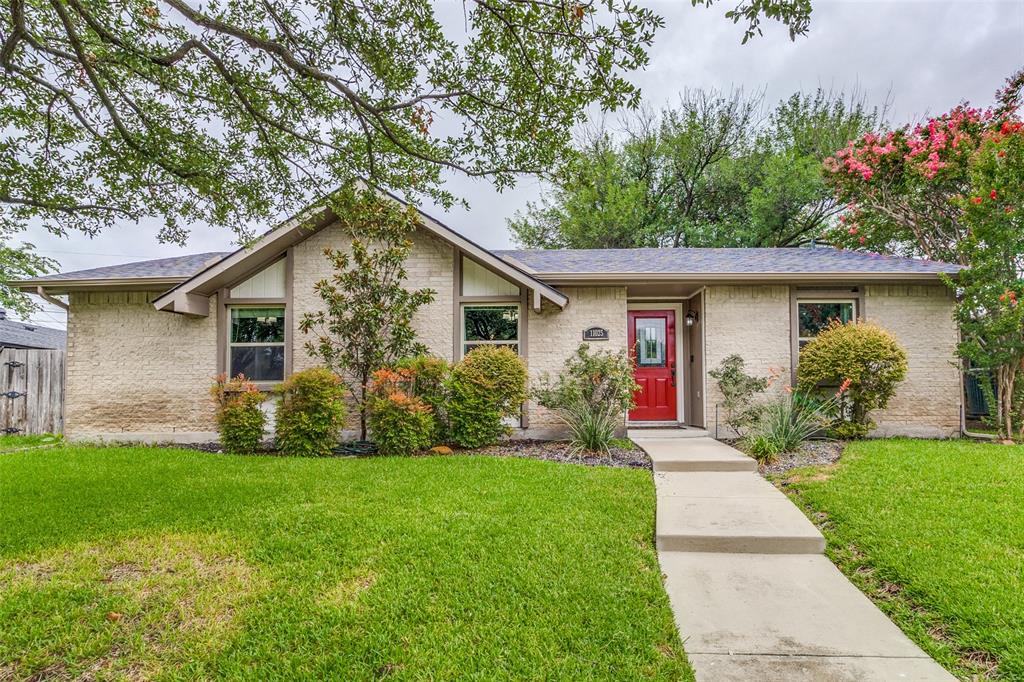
(628, 310), (677, 421)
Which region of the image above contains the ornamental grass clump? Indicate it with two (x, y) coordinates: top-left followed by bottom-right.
(744, 380), (850, 464)
(210, 374), (267, 455)
(533, 344), (638, 455)
(275, 367), (347, 457)
(447, 346), (527, 448)
(367, 368), (434, 456)
(797, 320), (908, 438)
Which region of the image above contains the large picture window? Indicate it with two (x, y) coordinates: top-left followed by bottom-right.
(798, 300), (855, 347)
(462, 304), (519, 357)
(229, 307), (285, 381)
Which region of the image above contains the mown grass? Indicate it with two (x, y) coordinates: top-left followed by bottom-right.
(0, 446), (691, 681)
(777, 438), (1024, 680)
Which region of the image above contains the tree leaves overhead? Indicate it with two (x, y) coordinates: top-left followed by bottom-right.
(0, 0), (670, 244)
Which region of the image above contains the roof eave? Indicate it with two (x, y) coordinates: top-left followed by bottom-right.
(533, 271), (958, 284)
(14, 277), (188, 294)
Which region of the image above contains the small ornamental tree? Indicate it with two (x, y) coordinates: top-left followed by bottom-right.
(300, 187), (435, 439)
(708, 354), (771, 436)
(954, 126), (1024, 438)
(797, 321), (907, 438)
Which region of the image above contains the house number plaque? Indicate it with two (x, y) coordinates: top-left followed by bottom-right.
(582, 326), (610, 341)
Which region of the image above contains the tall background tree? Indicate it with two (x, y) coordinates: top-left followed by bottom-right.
(0, 0), (812, 313)
(509, 87), (879, 249)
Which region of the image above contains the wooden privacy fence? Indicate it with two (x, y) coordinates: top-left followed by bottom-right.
(0, 348), (64, 435)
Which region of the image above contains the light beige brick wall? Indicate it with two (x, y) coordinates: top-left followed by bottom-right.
(291, 222), (455, 370)
(702, 285), (791, 436)
(526, 286), (628, 433)
(65, 291), (219, 439)
(865, 284), (960, 437)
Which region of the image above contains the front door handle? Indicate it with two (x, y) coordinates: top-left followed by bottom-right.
(670, 362), (676, 387)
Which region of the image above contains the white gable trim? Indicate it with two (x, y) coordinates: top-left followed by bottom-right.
(153, 188), (567, 316)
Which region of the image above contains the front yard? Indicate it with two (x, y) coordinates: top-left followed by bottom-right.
(777, 438), (1024, 680)
(0, 445), (691, 680)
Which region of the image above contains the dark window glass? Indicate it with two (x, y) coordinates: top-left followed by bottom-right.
(464, 306), (518, 342)
(230, 346), (285, 382)
(798, 302), (854, 339)
(230, 307), (285, 343)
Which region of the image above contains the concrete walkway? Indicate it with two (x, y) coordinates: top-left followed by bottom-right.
(630, 432), (955, 682)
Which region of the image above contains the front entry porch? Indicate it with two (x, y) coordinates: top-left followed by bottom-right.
(627, 290), (705, 429)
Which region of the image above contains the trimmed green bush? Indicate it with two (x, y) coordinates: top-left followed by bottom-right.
(797, 321), (908, 437)
(275, 367), (347, 457)
(367, 369), (434, 456)
(210, 374), (267, 455)
(448, 346), (528, 448)
(395, 355), (451, 442)
(533, 344), (638, 455)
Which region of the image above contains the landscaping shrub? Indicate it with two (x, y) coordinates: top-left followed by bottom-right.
(797, 321), (908, 437)
(395, 355), (451, 441)
(708, 354), (772, 436)
(743, 390), (838, 464)
(533, 344), (638, 455)
(210, 374), (267, 454)
(367, 368), (435, 456)
(275, 367), (347, 457)
(448, 346), (528, 448)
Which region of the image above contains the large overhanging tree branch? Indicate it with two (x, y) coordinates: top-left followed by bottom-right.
(0, 0), (812, 243)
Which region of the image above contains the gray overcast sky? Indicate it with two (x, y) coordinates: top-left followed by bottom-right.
(17, 0), (1024, 329)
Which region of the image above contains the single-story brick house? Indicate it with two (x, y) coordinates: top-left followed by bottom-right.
(15, 198), (964, 442)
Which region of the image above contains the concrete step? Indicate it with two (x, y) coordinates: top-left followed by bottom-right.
(626, 427), (710, 439)
(655, 471), (825, 554)
(660, 552), (956, 681)
(633, 437), (756, 472)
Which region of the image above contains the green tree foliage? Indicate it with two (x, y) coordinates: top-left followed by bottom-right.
(509, 88), (879, 249)
(299, 187), (434, 439)
(954, 125), (1024, 439)
(275, 367), (347, 457)
(448, 346), (527, 448)
(210, 373), (267, 455)
(796, 321), (907, 437)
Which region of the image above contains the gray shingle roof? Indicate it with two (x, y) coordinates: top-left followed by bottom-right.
(495, 247), (962, 276)
(0, 316), (65, 349)
(32, 252), (230, 281)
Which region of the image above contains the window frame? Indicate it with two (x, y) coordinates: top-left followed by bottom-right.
(460, 302), (521, 359)
(796, 298), (858, 346)
(226, 304), (287, 383)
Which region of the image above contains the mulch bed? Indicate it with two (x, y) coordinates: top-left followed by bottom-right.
(172, 438), (651, 469)
(757, 440), (845, 475)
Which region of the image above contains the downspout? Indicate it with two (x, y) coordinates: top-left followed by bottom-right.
(36, 286), (69, 311)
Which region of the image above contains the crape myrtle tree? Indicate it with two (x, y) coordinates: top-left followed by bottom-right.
(822, 69), (1024, 439)
(0, 0), (813, 314)
(509, 87), (878, 249)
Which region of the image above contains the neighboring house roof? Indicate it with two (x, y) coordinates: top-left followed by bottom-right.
(0, 312), (66, 350)
(496, 247), (963, 280)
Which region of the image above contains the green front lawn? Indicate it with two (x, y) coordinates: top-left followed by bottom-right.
(778, 439), (1024, 680)
(0, 446), (691, 680)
